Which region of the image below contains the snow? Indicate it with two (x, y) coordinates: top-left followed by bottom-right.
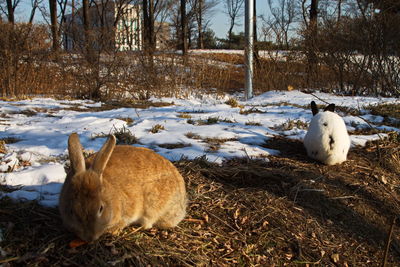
(0, 90), (399, 207)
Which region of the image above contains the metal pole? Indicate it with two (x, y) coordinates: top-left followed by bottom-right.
(244, 0), (253, 100)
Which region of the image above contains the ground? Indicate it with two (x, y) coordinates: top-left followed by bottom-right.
(0, 91), (400, 266)
(1, 135), (399, 266)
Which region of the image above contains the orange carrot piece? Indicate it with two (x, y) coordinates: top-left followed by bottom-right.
(69, 239), (87, 248)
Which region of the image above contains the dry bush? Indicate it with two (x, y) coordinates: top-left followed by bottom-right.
(191, 51), (338, 95)
(0, 22), (59, 97)
(195, 52), (244, 64)
(187, 54), (244, 94)
(300, 5), (400, 97)
(254, 52), (307, 92)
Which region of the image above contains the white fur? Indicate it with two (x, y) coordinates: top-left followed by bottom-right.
(304, 111), (350, 165)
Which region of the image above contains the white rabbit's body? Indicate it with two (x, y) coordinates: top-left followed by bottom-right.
(304, 102), (350, 165)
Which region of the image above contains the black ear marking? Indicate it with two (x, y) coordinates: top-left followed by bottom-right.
(311, 101), (319, 116)
(324, 104), (335, 112)
(329, 135), (335, 150)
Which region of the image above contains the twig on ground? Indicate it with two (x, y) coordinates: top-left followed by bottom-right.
(381, 216), (397, 267)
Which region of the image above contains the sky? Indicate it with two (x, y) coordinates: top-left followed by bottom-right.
(13, 0), (271, 39)
(1, 86), (399, 207)
(210, 0), (270, 38)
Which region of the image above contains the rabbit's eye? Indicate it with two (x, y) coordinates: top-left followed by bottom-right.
(98, 205), (104, 216)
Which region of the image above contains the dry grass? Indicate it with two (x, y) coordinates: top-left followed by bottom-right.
(367, 103), (400, 120)
(65, 100), (174, 113)
(368, 132), (400, 175)
(0, 137), (22, 145)
(245, 121), (262, 126)
(185, 133), (238, 152)
(116, 117), (134, 126)
(0, 140), (6, 154)
(239, 107), (265, 115)
(185, 132), (202, 140)
(203, 137), (238, 152)
(272, 119), (308, 131)
(187, 117), (220, 126)
(366, 103), (400, 128)
(157, 143), (192, 149)
(193, 53), (244, 65)
(150, 124), (165, 134)
(113, 126), (138, 145)
(1, 136), (400, 266)
(177, 113), (192, 119)
(91, 126), (138, 145)
(225, 98), (243, 109)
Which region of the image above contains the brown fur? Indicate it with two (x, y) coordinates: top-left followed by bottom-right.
(59, 133), (187, 242)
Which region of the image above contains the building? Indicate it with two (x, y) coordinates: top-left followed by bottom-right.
(155, 21), (171, 50)
(63, 2), (142, 52)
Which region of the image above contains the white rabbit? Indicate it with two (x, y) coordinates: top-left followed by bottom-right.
(303, 101), (350, 165)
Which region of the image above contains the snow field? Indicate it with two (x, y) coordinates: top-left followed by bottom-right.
(0, 90), (399, 206)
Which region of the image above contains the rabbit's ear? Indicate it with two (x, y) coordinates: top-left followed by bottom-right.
(324, 104), (335, 112)
(92, 135), (116, 175)
(68, 133), (86, 173)
(311, 101), (319, 116)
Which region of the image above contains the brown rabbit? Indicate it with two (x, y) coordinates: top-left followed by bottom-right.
(59, 133), (187, 242)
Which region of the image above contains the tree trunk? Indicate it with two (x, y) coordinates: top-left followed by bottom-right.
(6, 0), (14, 24)
(310, 0), (318, 28)
(306, 0), (318, 85)
(197, 0), (204, 49)
(143, 0), (149, 48)
(309, 0), (318, 50)
(71, 0), (75, 50)
(228, 22), (234, 49)
(181, 0), (188, 57)
(143, 0), (155, 69)
(149, 0), (155, 51)
(49, 0), (59, 52)
(83, 0), (99, 99)
(143, 0), (155, 53)
(83, 0), (92, 58)
(253, 0), (260, 66)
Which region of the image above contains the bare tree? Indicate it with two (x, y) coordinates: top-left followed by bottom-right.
(253, 0), (259, 62)
(49, 0), (59, 51)
(189, 0), (217, 49)
(2, 0), (21, 24)
(181, 0), (188, 55)
(143, 0), (156, 54)
(224, 0), (244, 48)
(29, 0), (42, 24)
(196, 0), (203, 48)
(267, 0), (298, 49)
(82, 0), (94, 62)
(306, 0), (318, 83)
(57, 0), (69, 36)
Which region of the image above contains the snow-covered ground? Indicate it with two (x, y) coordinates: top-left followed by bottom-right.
(0, 90), (399, 207)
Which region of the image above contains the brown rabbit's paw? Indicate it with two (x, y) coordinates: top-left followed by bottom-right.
(106, 223), (125, 235)
(141, 218), (155, 230)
